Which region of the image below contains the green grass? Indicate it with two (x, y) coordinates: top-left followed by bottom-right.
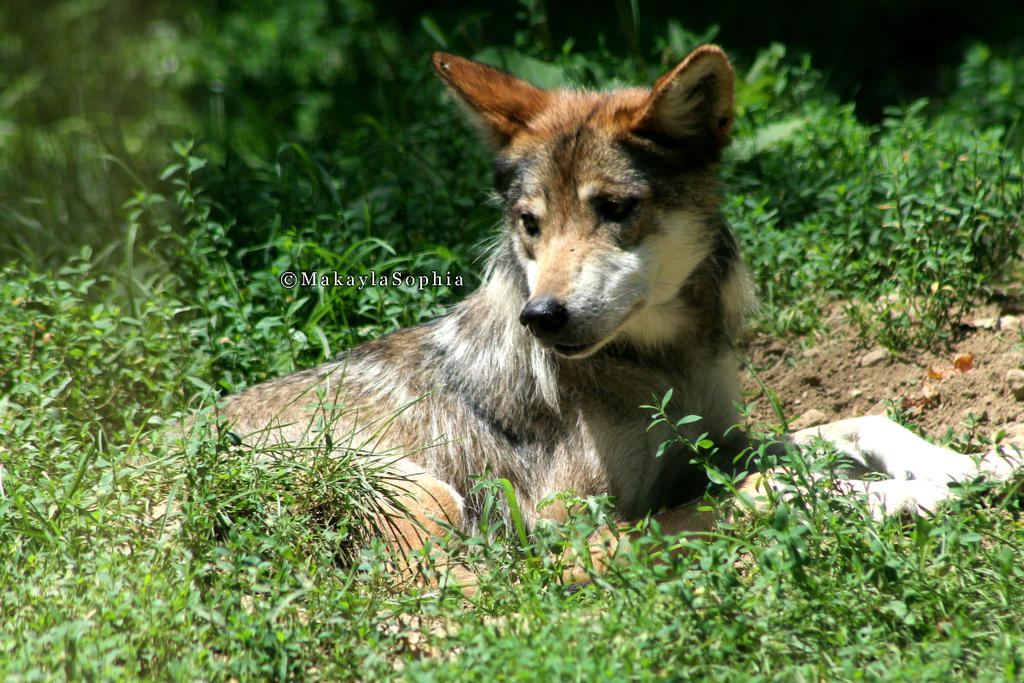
(3, 5), (1024, 680)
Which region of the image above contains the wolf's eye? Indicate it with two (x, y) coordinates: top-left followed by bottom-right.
(594, 196), (639, 222)
(519, 211), (540, 237)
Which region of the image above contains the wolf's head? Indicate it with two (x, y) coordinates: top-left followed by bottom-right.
(433, 47), (741, 359)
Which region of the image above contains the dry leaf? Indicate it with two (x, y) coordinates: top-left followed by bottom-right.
(952, 353), (973, 373)
(926, 353), (974, 380)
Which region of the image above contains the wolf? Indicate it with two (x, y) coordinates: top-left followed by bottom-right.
(217, 45), (1019, 584)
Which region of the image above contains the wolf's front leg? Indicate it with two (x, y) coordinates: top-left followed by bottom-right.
(773, 415), (1021, 517)
(790, 415), (1020, 484)
(728, 467), (955, 519)
(371, 458), (477, 592)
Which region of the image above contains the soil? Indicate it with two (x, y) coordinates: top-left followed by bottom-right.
(740, 295), (1024, 447)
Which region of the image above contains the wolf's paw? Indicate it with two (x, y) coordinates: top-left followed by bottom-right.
(855, 479), (950, 519)
(974, 446), (1024, 481)
(906, 445), (1023, 485)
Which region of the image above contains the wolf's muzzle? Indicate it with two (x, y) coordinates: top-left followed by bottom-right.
(519, 296), (568, 340)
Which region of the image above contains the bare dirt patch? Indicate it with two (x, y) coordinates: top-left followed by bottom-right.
(741, 298), (1024, 445)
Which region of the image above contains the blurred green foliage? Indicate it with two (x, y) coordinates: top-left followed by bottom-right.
(3, 0), (1022, 264)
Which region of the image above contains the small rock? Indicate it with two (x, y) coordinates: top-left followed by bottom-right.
(999, 315), (1022, 330)
(790, 408), (829, 431)
(1007, 369), (1024, 401)
(996, 423), (1024, 450)
(971, 317), (998, 329)
(849, 388), (865, 399)
(860, 346), (892, 368)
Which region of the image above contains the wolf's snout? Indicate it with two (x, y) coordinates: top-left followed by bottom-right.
(519, 297), (568, 338)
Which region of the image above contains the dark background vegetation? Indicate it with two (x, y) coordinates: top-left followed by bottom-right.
(3, 0), (1023, 264)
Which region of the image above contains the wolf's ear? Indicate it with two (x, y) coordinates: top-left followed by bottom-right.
(432, 52), (551, 148)
(632, 45), (734, 150)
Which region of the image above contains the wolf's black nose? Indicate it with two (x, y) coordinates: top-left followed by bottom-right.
(519, 297), (569, 337)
